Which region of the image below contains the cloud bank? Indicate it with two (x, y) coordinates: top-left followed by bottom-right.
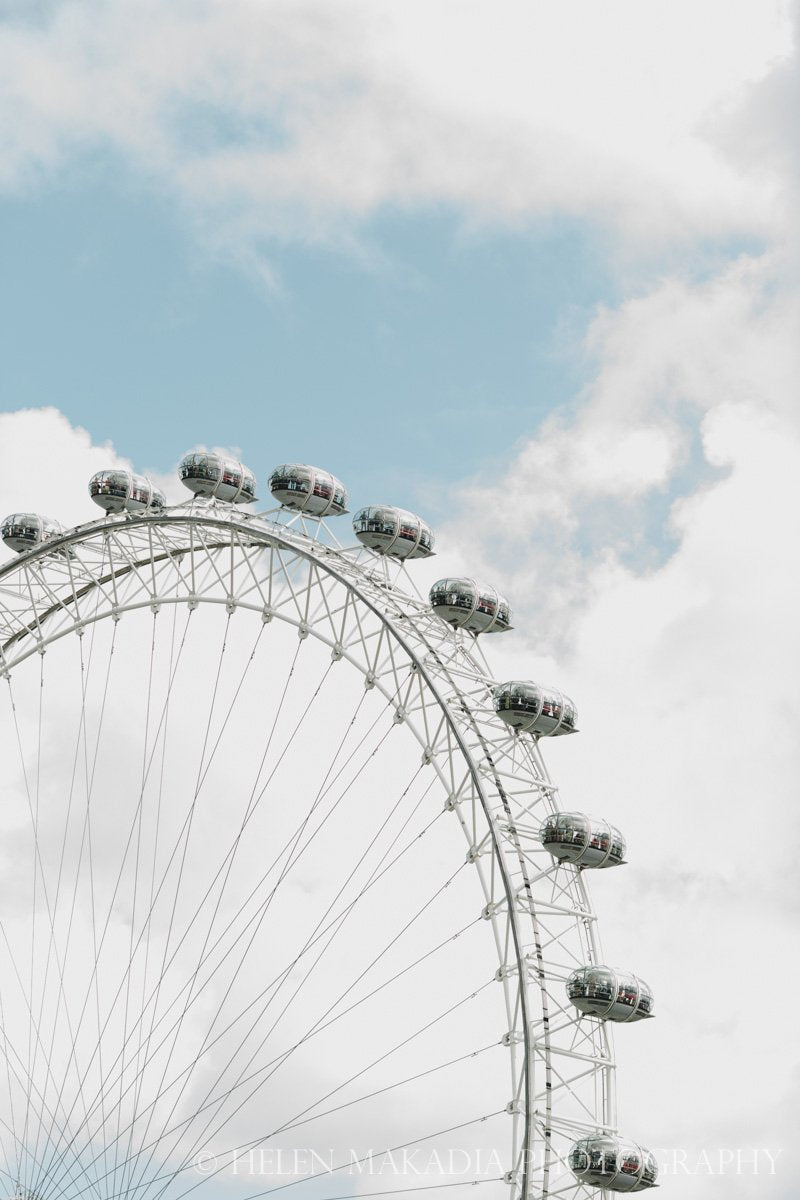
(0, 0), (794, 262)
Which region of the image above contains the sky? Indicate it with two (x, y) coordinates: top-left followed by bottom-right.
(1, 1), (799, 1197)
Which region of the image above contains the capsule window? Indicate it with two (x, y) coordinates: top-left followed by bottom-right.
(590, 828), (610, 851)
(476, 593), (497, 617)
(637, 988), (653, 1015)
(616, 976), (638, 1007)
(587, 971), (614, 1001)
(129, 478), (150, 505)
(541, 817), (556, 841)
(98, 471), (129, 496)
(187, 455), (220, 482)
(564, 818), (588, 846)
(621, 1151), (641, 1175)
(568, 1143), (588, 1171)
(273, 467), (309, 494)
(358, 508), (394, 534)
(589, 1145), (612, 1171)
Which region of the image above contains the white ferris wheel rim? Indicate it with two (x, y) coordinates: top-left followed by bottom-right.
(0, 502), (615, 1200)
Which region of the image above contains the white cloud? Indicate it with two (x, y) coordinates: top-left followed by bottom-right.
(415, 250), (798, 641)
(0, 0), (794, 261)
(0, 407), (181, 526)
(418, 250), (800, 1194)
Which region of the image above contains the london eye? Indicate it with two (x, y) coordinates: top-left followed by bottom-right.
(0, 453), (658, 1199)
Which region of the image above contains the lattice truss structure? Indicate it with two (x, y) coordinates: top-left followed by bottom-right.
(0, 505), (614, 1200)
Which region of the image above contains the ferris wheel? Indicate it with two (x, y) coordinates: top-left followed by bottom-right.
(0, 453), (658, 1200)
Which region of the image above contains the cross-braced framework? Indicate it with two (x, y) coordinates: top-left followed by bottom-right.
(0, 504), (615, 1200)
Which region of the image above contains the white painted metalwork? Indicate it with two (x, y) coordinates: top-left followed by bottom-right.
(0, 496), (625, 1200)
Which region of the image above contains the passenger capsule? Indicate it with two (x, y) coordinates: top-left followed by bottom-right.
(567, 965), (654, 1022)
(269, 464), (348, 517)
(429, 578), (512, 634)
(178, 453), (257, 504)
(568, 1136), (658, 1192)
(353, 506), (435, 559)
(1, 513), (64, 554)
(89, 471), (166, 514)
(493, 680), (577, 736)
(540, 812), (626, 868)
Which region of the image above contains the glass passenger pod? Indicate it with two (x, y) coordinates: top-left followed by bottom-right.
(1, 513), (63, 554)
(352, 506), (436, 559)
(178, 453), (257, 504)
(566, 965), (654, 1022)
(493, 680), (578, 736)
(568, 1136), (658, 1192)
(268, 464), (348, 517)
(429, 578), (512, 634)
(540, 811), (626, 867)
(89, 470), (164, 514)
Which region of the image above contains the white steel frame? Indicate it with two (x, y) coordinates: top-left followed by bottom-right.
(0, 502), (617, 1200)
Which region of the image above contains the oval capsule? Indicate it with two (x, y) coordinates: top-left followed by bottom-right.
(179, 453), (257, 504)
(89, 471), (166, 514)
(540, 812), (625, 867)
(1, 513), (64, 554)
(269, 464), (348, 517)
(493, 681), (577, 736)
(566, 965), (654, 1022)
(429, 578), (512, 634)
(568, 1136), (658, 1192)
(353, 506), (434, 559)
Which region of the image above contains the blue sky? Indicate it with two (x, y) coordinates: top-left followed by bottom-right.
(1, 171), (615, 509)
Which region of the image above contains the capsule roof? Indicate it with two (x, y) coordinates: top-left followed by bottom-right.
(179, 453), (257, 504)
(429, 578), (512, 634)
(353, 506), (435, 559)
(89, 470), (166, 515)
(494, 681), (577, 736)
(269, 464), (348, 517)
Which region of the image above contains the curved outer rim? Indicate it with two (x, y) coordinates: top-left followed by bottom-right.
(0, 506), (616, 1200)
